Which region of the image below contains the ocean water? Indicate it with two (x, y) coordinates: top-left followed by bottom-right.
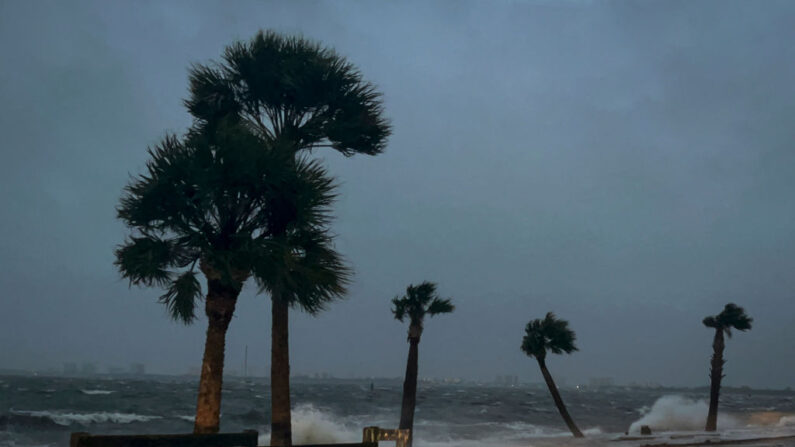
(2, 375), (794, 447)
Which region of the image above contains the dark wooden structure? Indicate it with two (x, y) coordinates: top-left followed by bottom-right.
(69, 425), (407, 447)
(69, 431), (258, 447)
(362, 427), (409, 447)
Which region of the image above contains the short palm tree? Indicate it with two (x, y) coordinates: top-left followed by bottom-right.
(521, 313), (584, 438)
(703, 303), (752, 432)
(185, 30), (391, 446)
(115, 122), (347, 434)
(391, 282), (454, 447)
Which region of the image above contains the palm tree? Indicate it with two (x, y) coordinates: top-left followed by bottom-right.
(521, 313), (584, 438)
(391, 282), (454, 447)
(185, 30), (391, 446)
(703, 303), (752, 432)
(115, 121), (347, 434)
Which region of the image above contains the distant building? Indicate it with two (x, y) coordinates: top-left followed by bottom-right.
(81, 362), (97, 376)
(129, 363), (145, 375)
(589, 377), (615, 388)
(63, 362), (78, 376)
(495, 375), (519, 386)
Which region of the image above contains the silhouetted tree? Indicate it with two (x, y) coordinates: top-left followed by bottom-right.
(115, 122), (346, 434)
(185, 30), (391, 446)
(521, 313), (584, 438)
(703, 303), (752, 432)
(392, 282), (454, 447)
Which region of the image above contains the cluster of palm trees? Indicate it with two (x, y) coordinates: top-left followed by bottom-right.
(115, 30), (754, 446)
(116, 31), (389, 444)
(520, 304), (752, 438)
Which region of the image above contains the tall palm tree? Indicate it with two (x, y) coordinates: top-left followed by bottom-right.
(521, 313), (584, 438)
(703, 303), (752, 432)
(391, 282), (454, 447)
(115, 121), (347, 434)
(185, 30), (391, 446)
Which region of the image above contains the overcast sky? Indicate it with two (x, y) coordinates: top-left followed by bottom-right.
(1, 0), (794, 388)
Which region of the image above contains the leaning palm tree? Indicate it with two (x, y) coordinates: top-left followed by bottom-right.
(185, 30), (391, 446)
(391, 282), (454, 447)
(521, 313), (584, 438)
(703, 303), (752, 432)
(115, 121), (347, 434)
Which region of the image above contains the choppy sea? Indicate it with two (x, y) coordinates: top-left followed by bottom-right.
(2, 375), (794, 447)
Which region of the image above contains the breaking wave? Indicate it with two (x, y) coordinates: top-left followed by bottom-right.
(258, 404), (360, 445)
(255, 404), (603, 447)
(80, 389), (114, 395)
(779, 416), (795, 427)
(10, 410), (161, 426)
(628, 395), (738, 433)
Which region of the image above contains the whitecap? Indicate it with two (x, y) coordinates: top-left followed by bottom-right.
(11, 410), (161, 425)
(80, 389), (114, 395)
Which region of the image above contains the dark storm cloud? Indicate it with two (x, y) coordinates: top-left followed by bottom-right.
(1, 0), (793, 388)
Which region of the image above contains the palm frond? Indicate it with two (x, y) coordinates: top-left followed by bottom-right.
(427, 298), (455, 316)
(159, 270), (203, 324)
(522, 312), (578, 359)
(392, 297), (408, 322)
(193, 29), (391, 157)
(114, 236), (177, 287)
(391, 281), (453, 328)
(250, 230), (350, 315)
(703, 303), (753, 335)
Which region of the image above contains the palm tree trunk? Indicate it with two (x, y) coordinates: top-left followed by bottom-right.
(705, 328), (725, 432)
(399, 330), (420, 447)
(538, 358), (584, 438)
(271, 293), (292, 446)
(193, 280), (239, 434)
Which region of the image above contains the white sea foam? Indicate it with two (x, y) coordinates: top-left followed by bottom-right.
(628, 395), (738, 433)
(11, 410), (161, 425)
(778, 415), (795, 427)
(255, 404), (603, 447)
(258, 404), (360, 445)
(80, 389), (114, 395)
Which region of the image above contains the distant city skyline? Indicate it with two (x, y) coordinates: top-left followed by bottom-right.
(1, 1), (794, 389)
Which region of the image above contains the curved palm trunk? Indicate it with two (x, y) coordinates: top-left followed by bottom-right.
(194, 280), (240, 434)
(398, 330), (421, 447)
(538, 358), (584, 438)
(705, 328), (725, 432)
(271, 294), (292, 446)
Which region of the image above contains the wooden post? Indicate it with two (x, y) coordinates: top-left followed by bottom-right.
(363, 426), (380, 444)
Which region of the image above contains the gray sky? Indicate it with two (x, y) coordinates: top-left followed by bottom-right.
(1, 0), (794, 388)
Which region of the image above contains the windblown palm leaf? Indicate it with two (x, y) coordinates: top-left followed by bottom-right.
(115, 121), (344, 322)
(186, 30), (391, 157)
(391, 282), (455, 329)
(521, 313), (578, 360)
(702, 303), (753, 337)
